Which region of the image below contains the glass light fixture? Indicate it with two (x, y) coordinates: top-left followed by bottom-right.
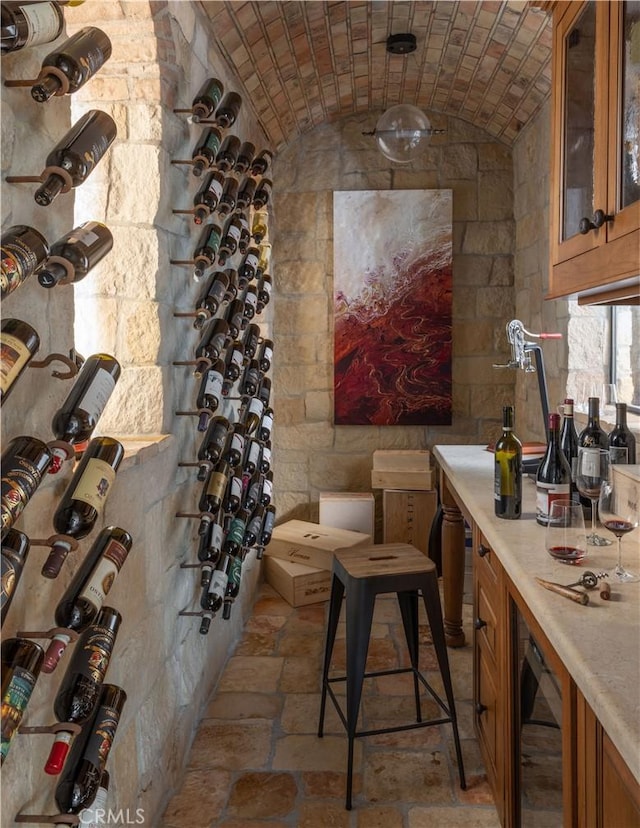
(375, 104), (435, 164)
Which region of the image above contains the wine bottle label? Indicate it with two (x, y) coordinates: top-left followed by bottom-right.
(83, 702), (121, 770)
(1, 457), (45, 535)
(261, 344), (273, 365)
(0, 333), (31, 395)
(262, 510), (275, 540)
(244, 292), (258, 313)
(65, 226), (101, 249)
(70, 458), (116, 512)
(209, 568), (228, 600)
(228, 552), (243, 587)
(1, 239), (40, 297)
(204, 227), (221, 251)
(209, 521), (223, 555)
(226, 224), (241, 243)
(262, 476), (273, 501)
(261, 411), (274, 432)
(203, 131), (222, 154)
(75, 622), (117, 684)
(206, 471), (227, 499)
(535, 483), (570, 524)
(227, 518), (246, 550)
(77, 368), (117, 422)
(609, 446), (628, 465)
(229, 432), (244, 459)
(230, 347), (244, 370)
(1, 666), (37, 761)
(260, 445), (271, 470)
(78, 539), (128, 610)
(580, 447), (600, 477)
(247, 397), (264, 418)
(203, 369), (223, 399)
(244, 252), (259, 271)
(228, 474), (242, 503)
(246, 440), (260, 469)
(1, 551), (22, 614)
(14, 2), (61, 47)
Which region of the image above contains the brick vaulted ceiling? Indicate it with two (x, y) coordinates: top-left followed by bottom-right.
(201, 0), (554, 150)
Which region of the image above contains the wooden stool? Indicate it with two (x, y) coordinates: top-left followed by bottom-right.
(317, 542), (466, 809)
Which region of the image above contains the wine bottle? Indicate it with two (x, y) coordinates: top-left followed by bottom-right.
(1, 637), (44, 764)
(43, 438), (124, 578)
(244, 503), (264, 548)
(257, 338), (273, 374)
(193, 222), (222, 281)
(241, 395), (264, 436)
(234, 141), (255, 174)
(608, 403), (636, 464)
(494, 405), (522, 520)
(218, 213), (242, 265)
(221, 339), (244, 396)
(31, 27), (112, 102)
(215, 135), (241, 173)
(242, 324), (260, 361)
(76, 770), (109, 828)
(191, 126), (222, 177)
(223, 422), (246, 469)
(252, 177), (272, 210)
(243, 284), (258, 321)
(225, 297), (246, 340)
(38, 221), (113, 289)
(251, 208), (268, 243)
(1, 225), (49, 299)
(578, 397), (609, 449)
(243, 471), (262, 514)
(260, 503), (276, 548)
(197, 415), (230, 481)
(236, 210), (250, 255)
(199, 552), (231, 633)
(238, 247), (259, 286)
(256, 273), (273, 314)
(0, 318), (40, 404)
(191, 77), (224, 123)
(1, 435), (52, 540)
(222, 548), (245, 620)
(54, 683), (126, 814)
(559, 398), (579, 500)
(258, 376), (272, 407)
(224, 267), (239, 302)
(242, 358), (262, 397)
(223, 467), (242, 516)
(250, 149), (273, 177)
(257, 241), (272, 274)
(259, 440), (272, 474)
(260, 470), (273, 508)
(1, 1), (64, 55)
(258, 407), (274, 443)
(45, 607), (121, 775)
(1, 529), (30, 626)
(217, 175), (239, 217)
(236, 176), (257, 211)
(193, 270), (229, 331)
(243, 437), (261, 476)
(193, 317), (230, 378)
(535, 412), (571, 527)
(34, 110), (117, 207)
(195, 358), (225, 432)
(43, 527), (132, 672)
(214, 91), (242, 129)
(49, 353), (121, 472)
(193, 170), (225, 226)
(199, 459), (229, 518)
(197, 512), (223, 588)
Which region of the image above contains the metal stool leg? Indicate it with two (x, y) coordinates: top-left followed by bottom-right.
(318, 574), (344, 738)
(397, 590), (422, 723)
(421, 574), (467, 790)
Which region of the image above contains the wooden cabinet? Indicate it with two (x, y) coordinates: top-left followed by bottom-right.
(548, 0), (640, 304)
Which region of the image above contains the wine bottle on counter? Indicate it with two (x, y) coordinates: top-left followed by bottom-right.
(38, 221), (113, 289)
(218, 213), (242, 265)
(0, 318), (40, 404)
(193, 270), (229, 331)
(256, 273), (273, 314)
(191, 77), (224, 123)
(76, 770), (109, 828)
(608, 403), (636, 464)
(1, 225), (49, 299)
(197, 415), (230, 481)
(45, 607), (121, 775)
(253, 177), (272, 210)
(234, 141), (255, 174)
(215, 134), (241, 173)
(1, 529), (30, 626)
(31, 27), (112, 102)
(193, 317), (231, 378)
(43, 527), (132, 672)
(559, 398), (579, 500)
(42, 437), (124, 578)
(195, 358), (225, 431)
(1, 637), (44, 764)
(1, 1), (64, 55)
(191, 126), (222, 177)
(217, 175), (239, 217)
(1, 435), (52, 540)
(214, 91), (242, 129)
(197, 513), (223, 588)
(199, 551), (231, 633)
(236, 211), (250, 255)
(535, 412), (571, 527)
(49, 353), (121, 472)
(193, 222), (222, 281)
(54, 683), (126, 814)
(579, 397), (608, 449)
(193, 170), (225, 226)
(251, 208), (268, 244)
(494, 405), (522, 520)
(34, 110), (117, 206)
(250, 149), (273, 177)
(236, 176), (257, 211)
(221, 339), (245, 396)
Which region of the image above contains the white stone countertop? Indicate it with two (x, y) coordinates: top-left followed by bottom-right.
(433, 444), (640, 783)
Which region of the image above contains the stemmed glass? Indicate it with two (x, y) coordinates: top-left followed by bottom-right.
(598, 465), (640, 582)
(576, 447), (612, 547)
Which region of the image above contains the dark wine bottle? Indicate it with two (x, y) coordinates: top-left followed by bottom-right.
(260, 503), (276, 548)
(217, 175), (239, 217)
(191, 77), (224, 122)
(258, 407), (274, 443)
(535, 412), (571, 526)
(35, 110), (117, 206)
(224, 267), (239, 302)
(559, 398), (579, 500)
(259, 440), (272, 475)
(258, 376), (272, 408)
(31, 27), (112, 102)
(494, 405), (522, 520)
(215, 134), (241, 173)
(250, 149), (273, 177)
(43, 437), (124, 578)
(238, 247), (259, 286)
(193, 222), (222, 281)
(193, 170), (225, 226)
(38, 221), (113, 289)
(608, 402), (636, 464)
(242, 324), (260, 361)
(223, 422), (246, 469)
(1, 637), (44, 764)
(195, 358), (225, 432)
(221, 548), (245, 620)
(241, 395), (264, 436)
(243, 471), (262, 514)
(244, 503), (264, 548)
(191, 126), (222, 177)
(1, 1), (64, 55)
(218, 213), (242, 265)
(43, 527), (131, 673)
(76, 770), (109, 828)
(221, 339), (244, 396)
(197, 415), (230, 481)
(45, 607), (121, 775)
(1, 435), (52, 540)
(197, 512), (223, 588)
(252, 177), (272, 209)
(243, 437), (261, 476)
(223, 467), (242, 516)
(199, 459), (229, 519)
(260, 470), (273, 508)
(199, 552), (231, 633)
(49, 353), (121, 472)
(256, 273), (273, 314)
(236, 210), (250, 255)
(242, 358), (262, 397)
(54, 683), (126, 814)
(225, 298), (246, 340)
(578, 397), (609, 449)
(251, 208), (268, 243)
(0, 318), (40, 404)
(193, 270), (229, 331)
(193, 317), (230, 378)
(236, 176), (257, 211)
(234, 141), (255, 174)
(1, 529), (30, 626)
(243, 284), (258, 321)
(214, 91), (242, 129)
(1, 225), (49, 299)
(257, 338), (273, 374)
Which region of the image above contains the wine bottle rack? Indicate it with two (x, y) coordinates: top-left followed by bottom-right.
(15, 627), (79, 644)
(15, 814), (79, 825)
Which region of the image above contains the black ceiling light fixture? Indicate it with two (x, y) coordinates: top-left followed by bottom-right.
(386, 33), (417, 55)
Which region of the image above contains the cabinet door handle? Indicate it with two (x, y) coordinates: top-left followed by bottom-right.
(474, 617), (487, 630)
(478, 544), (489, 558)
(476, 702), (488, 715)
(578, 209), (613, 234)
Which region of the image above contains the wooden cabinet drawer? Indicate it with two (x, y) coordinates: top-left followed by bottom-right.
(475, 575), (499, 663)
(474, 529), (501, 588)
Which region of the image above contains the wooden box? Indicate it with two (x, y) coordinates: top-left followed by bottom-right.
(319, 491), (375, 537)
(264, 520), (372, 571)
(373, 449), (431, 471)
(264, 557), (331, 607)
(382, 489), (438, 556)
(372, 450), (434, 490)
(611, 464), (639, 514)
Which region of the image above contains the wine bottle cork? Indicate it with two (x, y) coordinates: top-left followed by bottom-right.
(599, 581), (611, 600)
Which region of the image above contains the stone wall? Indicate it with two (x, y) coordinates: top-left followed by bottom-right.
(1, 2), (269, 825)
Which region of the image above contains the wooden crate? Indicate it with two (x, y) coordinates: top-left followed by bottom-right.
(382, 489), (438, 557)
(264, 556), (331, 607)
(319, 491), (375, 536)
(264, 520), (372, 571)
(373, 449), (431, 471)
(372, 468), (436, 491)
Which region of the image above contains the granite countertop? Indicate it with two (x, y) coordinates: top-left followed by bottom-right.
(433, 444), (640, 784)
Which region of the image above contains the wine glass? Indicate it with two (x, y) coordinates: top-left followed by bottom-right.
(576, 447), (612, 546)
(598, 466), (640, 582)
(545, 500), (588, 564)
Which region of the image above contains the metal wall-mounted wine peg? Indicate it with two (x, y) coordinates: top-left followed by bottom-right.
(29, 348), (84, 379)
(172, 208), (196, 215)
(169, 258), (195, 265)
(19, 721), (81, 737)
(173, 311), (199, 318)
(15, 814), (79, 825)
(3, 78), (39, 87)
(170, 159), (196, 166)
(5, 175), (43, 184)
(15, 626), (79, 644)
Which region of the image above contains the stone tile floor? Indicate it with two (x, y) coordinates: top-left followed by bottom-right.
(161, 581), (500, 828)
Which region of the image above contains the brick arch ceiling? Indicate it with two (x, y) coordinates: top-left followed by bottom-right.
(202, 0), (553, 150)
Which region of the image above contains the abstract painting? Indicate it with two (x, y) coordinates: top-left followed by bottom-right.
(333, 190), (452, 426)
